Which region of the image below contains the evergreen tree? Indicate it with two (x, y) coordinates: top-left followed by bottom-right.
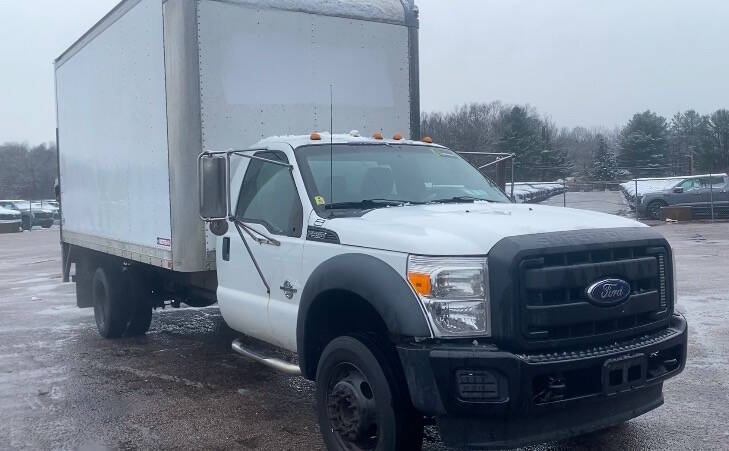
(707, 109), (729, 171)
(497, 106), (543, 180)
(618, 110), (669, 176)
(536, 122), (572, 180)
(590, 134), (620, 181)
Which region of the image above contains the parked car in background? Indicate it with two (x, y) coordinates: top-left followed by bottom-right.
(32, 202), (60, 220)
(0, 200), (55, 229)
(0, 206), (22, 233)
(632, 174), (729, 219)
(507, 181), (565, 203)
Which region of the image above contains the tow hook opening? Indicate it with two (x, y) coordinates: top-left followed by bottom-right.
(647, 345), (682, 379)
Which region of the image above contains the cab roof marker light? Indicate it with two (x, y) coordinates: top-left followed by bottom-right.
(349, 130), (361, 137)
(373, 131), (384, 140)
(422, 136), (433, 143)
(393, 133), (403, 140)
(310, 132), (322, 141)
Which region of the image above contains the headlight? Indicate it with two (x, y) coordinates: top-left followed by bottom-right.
(407, 255), (490, 337)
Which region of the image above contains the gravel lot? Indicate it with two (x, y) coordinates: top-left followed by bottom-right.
(0, 216), (727, 450)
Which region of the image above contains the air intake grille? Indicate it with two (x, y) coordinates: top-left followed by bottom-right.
(519, 245), (670, 345)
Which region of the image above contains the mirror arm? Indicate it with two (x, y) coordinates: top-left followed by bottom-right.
(231, 217), (281, 247)
(232, 220), (271, 295)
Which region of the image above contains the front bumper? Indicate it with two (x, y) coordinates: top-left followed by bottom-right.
(397, 314), (687, 449)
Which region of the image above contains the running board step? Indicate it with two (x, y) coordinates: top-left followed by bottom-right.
(231, 339), (302, 376)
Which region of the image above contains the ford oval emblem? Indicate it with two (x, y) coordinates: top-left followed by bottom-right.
(586, 278), (631, 306)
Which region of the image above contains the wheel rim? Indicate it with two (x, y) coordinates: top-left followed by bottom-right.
(649, 202), (664, 219)
(326, 363), (379, 450)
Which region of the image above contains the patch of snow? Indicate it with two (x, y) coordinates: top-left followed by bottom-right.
(224, 0), (407, 24)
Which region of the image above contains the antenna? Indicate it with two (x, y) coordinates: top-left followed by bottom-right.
(329, 84), (334, 204)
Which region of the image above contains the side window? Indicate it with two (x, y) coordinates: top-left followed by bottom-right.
(235, 152), (303, 237)
(679, 179), (700, 191)
(707, 176), (725, 188)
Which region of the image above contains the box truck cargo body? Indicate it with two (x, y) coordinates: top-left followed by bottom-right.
(55, 0), (418, 274)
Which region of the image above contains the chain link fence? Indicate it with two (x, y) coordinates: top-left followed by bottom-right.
(507, 173), (728, 221)
(456, 154), (728, 221)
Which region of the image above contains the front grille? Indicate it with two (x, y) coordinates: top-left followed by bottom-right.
(519, 245), (670, 345)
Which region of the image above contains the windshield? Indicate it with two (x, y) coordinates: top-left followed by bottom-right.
(0, 202), (21, 211)
(296, 144), (509, 214)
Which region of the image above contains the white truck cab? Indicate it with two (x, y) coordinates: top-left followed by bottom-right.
(199, 133), (688, 449)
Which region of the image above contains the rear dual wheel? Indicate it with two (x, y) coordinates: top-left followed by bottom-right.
(92, 266), (152, 338)
(316, 335), (424, 451)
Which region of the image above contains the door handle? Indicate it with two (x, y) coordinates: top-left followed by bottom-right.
(222, 237), (230, 261)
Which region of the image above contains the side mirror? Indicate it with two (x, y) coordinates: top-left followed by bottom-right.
(672, 187), (683, 193)
(199, 154), (229, 220)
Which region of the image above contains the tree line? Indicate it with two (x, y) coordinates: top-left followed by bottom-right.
(0, 143), (57, 200)
(2, 104), (727, 197)
(422, 102), (729, 182)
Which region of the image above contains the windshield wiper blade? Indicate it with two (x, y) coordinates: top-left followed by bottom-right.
(428, 196), (492, 204)
(324, 199), (422, 210)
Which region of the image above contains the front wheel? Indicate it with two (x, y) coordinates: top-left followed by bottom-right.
(315, 335), (423, 451)
(647, 200), (667, 220)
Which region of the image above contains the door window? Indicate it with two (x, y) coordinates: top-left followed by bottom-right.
(678, 178), (701, 191)
(235, 151), (303, 237)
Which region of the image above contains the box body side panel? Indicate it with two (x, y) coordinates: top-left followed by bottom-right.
(56, 0), (173, 262)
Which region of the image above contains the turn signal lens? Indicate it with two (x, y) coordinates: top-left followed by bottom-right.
(310, 132), (322, 140)
(422, 136), (433, 143)
(373, 132), (384, 140)
(408, 272), (432, 296)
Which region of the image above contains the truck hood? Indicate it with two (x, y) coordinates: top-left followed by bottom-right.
(325, 202), (646, 255)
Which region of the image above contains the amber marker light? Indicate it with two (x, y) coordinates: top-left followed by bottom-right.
(310, 132), (322, 140)
(408, 272), (432, 297)
(393, 133), (403, 140)
(373, 132), (384, 140)
(422, 136), (433, 143)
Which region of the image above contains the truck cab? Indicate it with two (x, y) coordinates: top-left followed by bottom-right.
(200, 132), (688, 450)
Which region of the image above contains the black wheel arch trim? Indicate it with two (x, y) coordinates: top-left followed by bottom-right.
(296, 253), (431, 379)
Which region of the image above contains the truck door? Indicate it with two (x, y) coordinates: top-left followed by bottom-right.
(216, 150), (304, 350)
(673, 178), (702, 206)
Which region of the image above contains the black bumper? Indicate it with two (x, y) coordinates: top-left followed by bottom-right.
(397, 314), (687, 449)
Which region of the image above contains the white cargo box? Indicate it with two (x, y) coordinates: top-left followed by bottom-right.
(55, 0), (419, 272)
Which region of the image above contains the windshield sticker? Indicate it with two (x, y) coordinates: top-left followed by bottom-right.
(314, 196), (326, 205)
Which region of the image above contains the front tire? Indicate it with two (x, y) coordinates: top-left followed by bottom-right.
(92, 266), (130, 338)
(647, 200), (667, 220)
(315, 335), (423, 451)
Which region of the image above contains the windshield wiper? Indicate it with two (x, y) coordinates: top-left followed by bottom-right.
(428, 196), (493, 204)
(324, 199), (422, 210)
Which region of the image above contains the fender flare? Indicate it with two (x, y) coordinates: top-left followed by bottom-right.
(296, 253), (431, 378)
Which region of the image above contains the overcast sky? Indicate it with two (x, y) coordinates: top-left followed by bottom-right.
(1, 0), (728, 144)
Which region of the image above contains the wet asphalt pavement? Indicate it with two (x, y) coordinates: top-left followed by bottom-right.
(1, 219), (728, 450)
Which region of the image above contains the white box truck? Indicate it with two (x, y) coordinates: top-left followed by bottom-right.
(56, 1), (687, 449)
